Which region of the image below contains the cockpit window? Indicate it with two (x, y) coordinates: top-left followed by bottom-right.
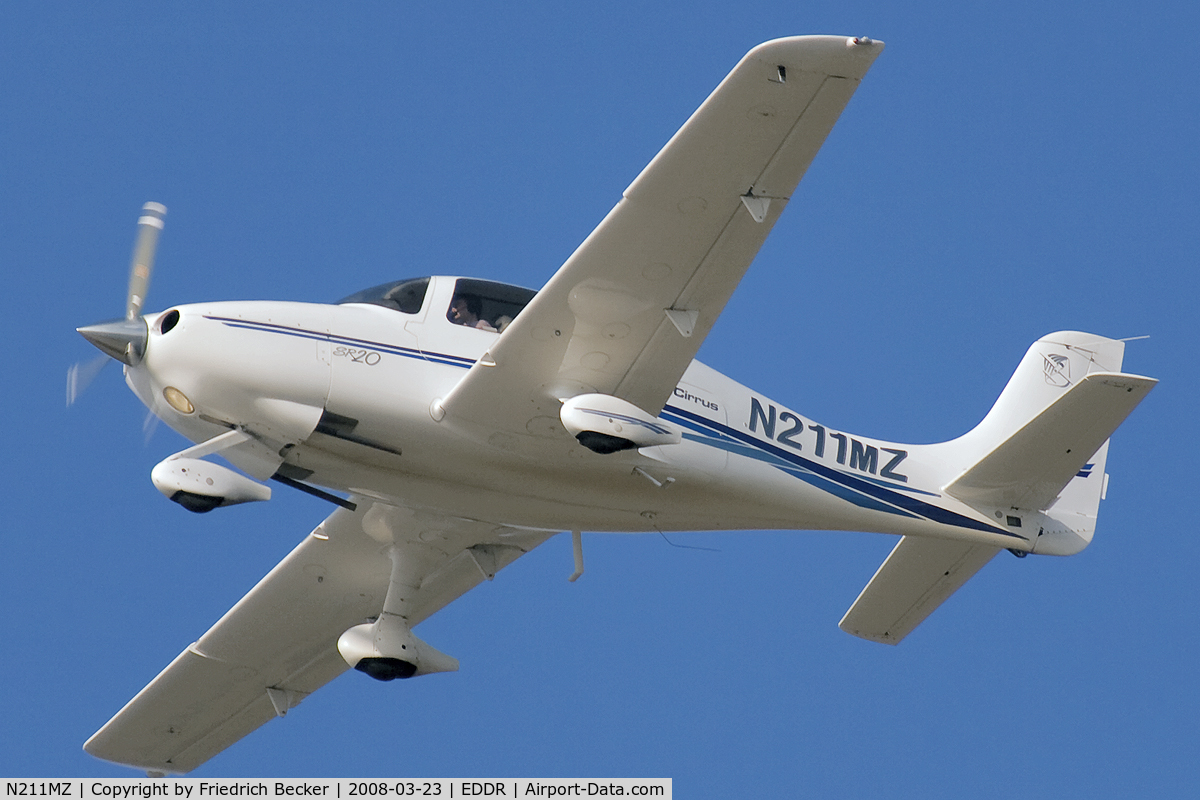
(448, 278), (537, 333)
(338, 277), (430, 314)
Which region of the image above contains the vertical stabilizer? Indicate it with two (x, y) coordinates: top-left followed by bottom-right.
(840, 331), (1154, 645)
(941, 332), (1155, 554)
(953, 332), (1128, 459)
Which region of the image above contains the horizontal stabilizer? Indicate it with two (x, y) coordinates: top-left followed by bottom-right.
(839, 536), (1001, 645)
(945, 372), (1156, 511)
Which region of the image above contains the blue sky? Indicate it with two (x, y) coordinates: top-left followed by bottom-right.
(3, 1), (1197, 795)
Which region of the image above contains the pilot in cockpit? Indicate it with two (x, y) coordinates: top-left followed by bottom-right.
(448, 293), (498, 332)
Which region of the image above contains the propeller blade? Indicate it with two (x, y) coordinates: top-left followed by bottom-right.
(143, 408), (161, 444)
(70, 201), (169, 406)
(66, 353), (111, 406)
(126, 202), (167, 320)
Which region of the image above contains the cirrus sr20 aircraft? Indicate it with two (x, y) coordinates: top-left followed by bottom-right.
(75, 36), (1155, 775)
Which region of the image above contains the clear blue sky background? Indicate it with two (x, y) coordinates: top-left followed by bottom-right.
(3, 1), (1197, 796)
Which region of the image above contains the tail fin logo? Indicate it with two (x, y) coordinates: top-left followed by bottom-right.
(1042, 353), (1072, 387)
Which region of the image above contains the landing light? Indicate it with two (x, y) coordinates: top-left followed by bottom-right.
(163, 386), (194, 414)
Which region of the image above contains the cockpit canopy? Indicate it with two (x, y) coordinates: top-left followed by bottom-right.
(338, 277), (537, 333)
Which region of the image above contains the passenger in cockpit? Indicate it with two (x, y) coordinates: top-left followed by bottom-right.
(448, 294), (497, 332)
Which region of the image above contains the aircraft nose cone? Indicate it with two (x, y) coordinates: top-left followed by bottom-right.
(77, 318), (148, 365)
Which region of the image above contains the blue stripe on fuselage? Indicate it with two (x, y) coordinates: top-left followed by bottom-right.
(205, 316), (476, 369)
(662, 404), (1017, 538)
(202, 316), (1015, 538)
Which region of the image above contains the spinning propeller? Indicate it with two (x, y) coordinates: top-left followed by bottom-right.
(67, 202), (167, 405)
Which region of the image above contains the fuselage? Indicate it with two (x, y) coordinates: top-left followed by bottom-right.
(125, 275), (1024, 549)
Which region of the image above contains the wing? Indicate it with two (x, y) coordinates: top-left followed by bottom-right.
(838, 536), (1002, 645)
(84, 501), (552, 774)
(442, 36), (884, 432)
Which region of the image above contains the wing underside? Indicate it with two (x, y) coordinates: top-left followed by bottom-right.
(839, 536), (1002, 645)
(85, 502), (552, 774)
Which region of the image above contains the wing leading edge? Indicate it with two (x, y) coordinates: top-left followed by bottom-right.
(85, 503), (552, 774)
(442, 36), (884, 434)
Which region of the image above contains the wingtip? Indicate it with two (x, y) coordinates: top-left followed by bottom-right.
(746, 35), (885, 80)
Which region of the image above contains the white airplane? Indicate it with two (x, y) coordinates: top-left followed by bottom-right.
(76, 36), (1155, 775)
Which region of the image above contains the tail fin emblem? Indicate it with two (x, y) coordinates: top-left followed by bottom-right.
(1042, 353), (1071, 387)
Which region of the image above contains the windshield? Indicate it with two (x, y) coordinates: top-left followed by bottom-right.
(338, 277), (430, 314)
